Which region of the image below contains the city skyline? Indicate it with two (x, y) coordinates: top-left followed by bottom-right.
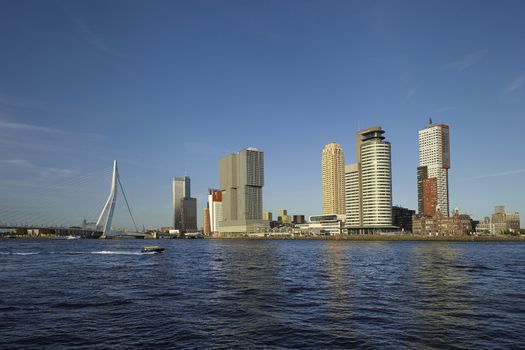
(1, 1), (524, 228)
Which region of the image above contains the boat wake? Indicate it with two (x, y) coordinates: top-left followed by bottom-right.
(0, 252), (40, 255)
(61, 251), (145, 255)
(1, 251), (158, 256)
(88, 251), (145, 255)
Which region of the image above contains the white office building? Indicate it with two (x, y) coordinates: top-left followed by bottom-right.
(207, 189), (223, 234)
(345, 126), (393, 233)
(296, 214), (346, 236)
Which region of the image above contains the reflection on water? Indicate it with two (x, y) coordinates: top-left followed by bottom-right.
(205, 241), (284, 348)
(323, 242), (351, 301)
(320, 242), (368, 346)
(410, 243), (476, 338)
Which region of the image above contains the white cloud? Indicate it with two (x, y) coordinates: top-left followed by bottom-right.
(41, 167), (79, 177)
(468, 169), (525, 180)
(0, 159), (78, 177)
(444, 49), (488, 72)
(0, 120), (68, 134)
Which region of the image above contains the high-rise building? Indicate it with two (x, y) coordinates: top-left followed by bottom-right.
(418, 119), (450, 217)
(345, 126), (393, 233)
(322, 143), (345, 215)
(262, 211), (273, 221)
(207, 189), (223, 234)
(277, 209), (291, 225)
(345, 163), (359, 227)
(218, 147), (268, 234)
(203, 207), (211, 235)
(173, 176), (197, 232)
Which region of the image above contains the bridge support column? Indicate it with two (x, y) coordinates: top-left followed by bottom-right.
(95, 160), (118, 235)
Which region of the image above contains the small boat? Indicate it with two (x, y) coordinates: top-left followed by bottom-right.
(141, 246), (165, 254)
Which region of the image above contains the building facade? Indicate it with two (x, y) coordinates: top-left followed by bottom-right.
(476, 206), (521, 234)
(203, 207), (211, 235)
(173, 176), (197, 232)
(392, 206), (416, 232)
(218, 148), (268, 234)
(418, 119), (451, 217)
(412, 209), (471, 235)
(262, 211), (273, 221)
(207, 189), (223, 234)
(345, 126), (393, 233)
(293, 215), (305, 225)
(296, 214), (346, 236)
(322, 143), (346, 215)
(277, 209), (291, 225)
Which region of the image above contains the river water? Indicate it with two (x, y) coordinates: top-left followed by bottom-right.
(1, 239), (524, 349)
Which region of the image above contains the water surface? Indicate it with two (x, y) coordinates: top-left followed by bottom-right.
(1, 239), (524, 349)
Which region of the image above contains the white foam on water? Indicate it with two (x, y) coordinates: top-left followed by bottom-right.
(89, 251), (144, 255)
(0, 252), (39, 255)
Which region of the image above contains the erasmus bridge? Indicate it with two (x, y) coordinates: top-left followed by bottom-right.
(0, 160), (145, 238)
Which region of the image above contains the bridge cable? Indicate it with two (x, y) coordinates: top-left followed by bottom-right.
(117, 174), (139, 232)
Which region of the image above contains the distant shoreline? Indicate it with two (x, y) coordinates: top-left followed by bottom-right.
(1, 234), (524, 242)
(208, 234), (525, 242)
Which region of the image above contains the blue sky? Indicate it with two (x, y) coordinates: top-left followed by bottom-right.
(1, 0), (524, 229)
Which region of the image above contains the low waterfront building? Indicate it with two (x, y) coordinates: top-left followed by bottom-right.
(392, 206), (416, 232)
(506, 212), (521, 231)
(476, 206), (521, 234)
(296, 214), (345, 236)
(412, 209), (472, 235)
(293, 215), (305, 225)
(476, 219), (507, 235)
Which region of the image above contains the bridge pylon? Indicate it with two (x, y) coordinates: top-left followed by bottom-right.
(96, 160), (118, 235)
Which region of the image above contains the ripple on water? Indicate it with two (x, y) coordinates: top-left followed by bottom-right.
(1, 239), (525, 349)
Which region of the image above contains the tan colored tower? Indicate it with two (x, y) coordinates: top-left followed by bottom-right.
(322, 143), (345, 215)
(203, 207), (211, 235)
